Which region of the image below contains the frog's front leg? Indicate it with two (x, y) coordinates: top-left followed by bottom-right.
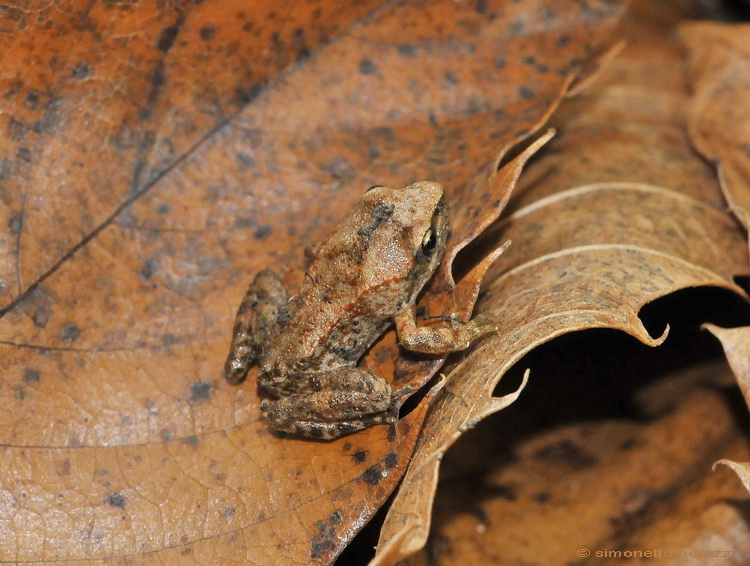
(224, 268), (288, 384)
(393, 307), (498, 354)
(260, 369), (394, 439)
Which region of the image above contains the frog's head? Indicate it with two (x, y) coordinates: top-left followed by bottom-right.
(359, 181), (449, 304)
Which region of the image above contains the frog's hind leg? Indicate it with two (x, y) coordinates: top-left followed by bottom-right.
(261, 368), (394, 440)
(224, 268), (287, 384)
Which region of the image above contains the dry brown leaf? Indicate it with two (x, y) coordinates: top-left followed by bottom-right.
(705, 324), (750, 506)
(681, 22), (750, 227)
(705, 325), (750, 403)
(0, 1), (630, 564)
(376, 182), (749, 562)
(375, 1), (750, 562)
(423, 359), (750, 565)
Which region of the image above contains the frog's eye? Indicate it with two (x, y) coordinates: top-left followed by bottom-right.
(365, 184), (384, 193)
(421, 227), (438, 255)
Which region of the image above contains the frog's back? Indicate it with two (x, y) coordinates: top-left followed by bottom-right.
(261, 181), (447, 373)
(262, 266), (395, 373)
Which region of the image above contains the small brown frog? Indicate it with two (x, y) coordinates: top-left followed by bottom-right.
(224, 181), (496, 439)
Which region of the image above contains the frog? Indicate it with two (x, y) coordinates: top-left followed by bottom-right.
(224, 181), (497, 439)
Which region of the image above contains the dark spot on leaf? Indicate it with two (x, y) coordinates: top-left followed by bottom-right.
(254, 225), (272, 240)
(493, 55), (506, 68)
(163, 333), (177, 346)
(141, 66), (166, 120)
(139, 258), (159, 280)
(396, 43), (416, 57)
(0, 158), (11, 179)
(24, 90), (39, 110)
(183, 435), (199, 447)
(33, 306), (49, 328)
(224, 506), (235, 518)
(233, 81), (264, 105)
(5, 80), (23, 98)
(8, 211), (22, 235)
(59, 323), (81, 343)
(368, 144), (380, 159)
(8, 120), (26, 145)
(236, 152), (256, 169)
(342, 442), (352, 451)
(470, 506), (490, 525)
(444, 71), (459, 86)
(106, 493), (126, 508)
(518, 86), (535, 100)
(292, 28), (310, 62)
(534, 491), (550, 503)
(353, 450), (368, 463)
(508, 20), (524, 35)
(476, 0), (488, 14)
(316, 520), (335, 538)
(311, 540), (335, 559)
(233, 217), (254, 229)
(161, 428), (171, 442)
(23, 368), (40, 383)
(522, 55), (536, 66)
(361, 464), (383, 485)
(199, 26), (215, 40)
(320, 155), (355, 181)
(157, 23), (180, 52)
(557, 33), (571, 47)
(373, 126), (395, 143)
(329, 511), (342, 524)
(385, 452), (397, 468)
(71, 61), (90, 79)
(14, 387), (25, 400)
(358, 58), (377, 75)
(189, 381), (213, 403)
(534, 439), (596, 469)
(485, 483), (517, 501)
(16, 147), (31, 162)
(33, 95), (64, 133)
(387, 424), (397, 442)
(156, 202), (171, 214)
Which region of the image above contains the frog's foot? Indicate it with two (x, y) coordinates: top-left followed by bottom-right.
(260, 369), (394, 440)
(264, 412), (397, 440)
(395, 308), (499, 355)
(224, 268), (288, 384)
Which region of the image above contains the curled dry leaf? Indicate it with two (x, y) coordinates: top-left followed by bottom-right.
(705, 323), (750, 506)
(705, 325), (750, 405)
(376, 181), (749, 563)
(375, 4), (750, 562)
(0, 1), (629, 564)
(713, 460), (750, 495)
(681, 22), (750, 227)
(683, 21), (750, 508)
